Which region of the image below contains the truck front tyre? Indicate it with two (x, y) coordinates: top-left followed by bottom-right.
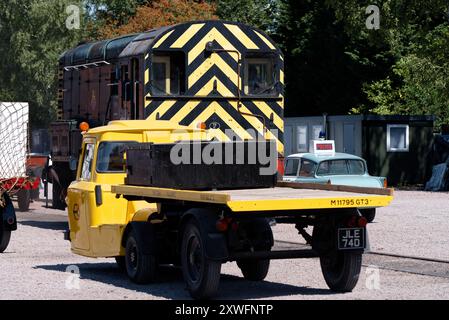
(320, 252), (362, 292)
(181, 220), (222, 300)
(237, 259), (270, 281)
(0, 226), (11, 253)
(125, 231), (158, 284)
(17, 189), (31, 212)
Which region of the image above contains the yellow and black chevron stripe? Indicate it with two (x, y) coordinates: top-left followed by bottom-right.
(143, 21), (285, 155)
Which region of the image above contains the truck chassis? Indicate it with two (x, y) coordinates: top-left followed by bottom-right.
(111, 183), (393, 299)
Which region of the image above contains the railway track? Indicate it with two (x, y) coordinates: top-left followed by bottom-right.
(274, 240), (449, 279)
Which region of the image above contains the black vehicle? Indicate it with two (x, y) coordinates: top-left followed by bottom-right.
(0, 192), (17, 253)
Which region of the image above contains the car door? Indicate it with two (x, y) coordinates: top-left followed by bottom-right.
(67, 140), (96, 251)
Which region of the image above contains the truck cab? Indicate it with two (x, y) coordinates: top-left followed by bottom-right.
(66, 120), (203, 257)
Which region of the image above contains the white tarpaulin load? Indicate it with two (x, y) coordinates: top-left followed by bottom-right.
(0, 102), (29, 180)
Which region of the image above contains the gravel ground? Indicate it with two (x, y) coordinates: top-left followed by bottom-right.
(273, 190), (449, 261)
(1, 190), (449, 300)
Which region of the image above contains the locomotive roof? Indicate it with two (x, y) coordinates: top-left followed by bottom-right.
(59, 26), (171, 67)
(59, 21), (281, 68)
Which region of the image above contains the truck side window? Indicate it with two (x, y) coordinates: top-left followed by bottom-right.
(96, 141), (137, 173)
(151, 53), (185, 96)
(244, 57), (276, 95)
(80, 143), (95, 181)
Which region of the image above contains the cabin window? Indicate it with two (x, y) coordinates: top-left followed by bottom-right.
(297, 125), (308, 152)
(96, 141), (138, 173)
(151, 53), (185, 95)
(80, 143), (95, 181)
(244, 57), (276, 95)
(387, 124), (409, 152)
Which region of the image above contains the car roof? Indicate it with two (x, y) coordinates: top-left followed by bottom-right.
(286, 152), (364, 163)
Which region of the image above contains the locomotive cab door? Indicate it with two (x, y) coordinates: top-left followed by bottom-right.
(119, 59), (142, 120)
(120, 64), (131, 120)
(130, 58), (142, 119)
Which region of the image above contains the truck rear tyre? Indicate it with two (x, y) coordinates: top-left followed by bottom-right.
(320, 252), (362, 292)
(181, 220), (221, 300)
(361, 209), (376, 223)
(18, 189), (31, 212)
(0, 227), (11, 253)
(237, 259), (270, 281)
(125, 231), (158, 284)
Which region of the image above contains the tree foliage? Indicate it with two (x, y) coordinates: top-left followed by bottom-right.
(0, 0), (85, 127)
(328, 0), (449, 128)
(1, 0), (449, 129)
(97, 0), (217, 39)
(216, 0), (277, 32)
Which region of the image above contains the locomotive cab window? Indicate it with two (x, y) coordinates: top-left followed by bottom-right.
(244, 57), (276, 95)
(151, 53), (186, 95)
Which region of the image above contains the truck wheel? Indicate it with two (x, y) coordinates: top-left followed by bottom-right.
(52, 182), (66, 210)
(237, 259), (270, 281)
(115, 256), (126, 272)
(125, 231), (158, 284)
(320, 252), (362, 292)
(18, 189), (31, 212)
(181, 220), (221, 300)
(361, 209), (376, 223)
(0, 227), (11, 253)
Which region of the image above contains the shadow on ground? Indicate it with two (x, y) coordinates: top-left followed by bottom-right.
(35, 262), (332, 300)
(19, 220), (68, 231)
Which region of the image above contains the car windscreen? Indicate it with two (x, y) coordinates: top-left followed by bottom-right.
(96, 141), (138, 173)
(284, 158), (299, 176)
(317, 159), (366, 176)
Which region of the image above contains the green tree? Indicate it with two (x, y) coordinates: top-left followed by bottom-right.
(0, 0), (85, 127)
(274, 0), (393, 117)
(216, 0), (277, 32)
(330, 0), (449, 128)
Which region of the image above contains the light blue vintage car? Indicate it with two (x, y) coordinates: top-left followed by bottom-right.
(283, 152), (387, 222)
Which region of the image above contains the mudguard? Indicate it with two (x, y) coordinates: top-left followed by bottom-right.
(181, 208), (229, 261)
(1, 193), (17, 231)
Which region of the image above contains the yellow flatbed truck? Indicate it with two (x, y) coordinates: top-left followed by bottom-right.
(66, 120), (393, 299)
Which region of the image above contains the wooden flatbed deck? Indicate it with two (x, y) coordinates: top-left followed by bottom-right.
(112, 183), (394, 213)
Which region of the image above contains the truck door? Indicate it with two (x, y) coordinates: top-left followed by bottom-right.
(67, 141), (96, 251)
